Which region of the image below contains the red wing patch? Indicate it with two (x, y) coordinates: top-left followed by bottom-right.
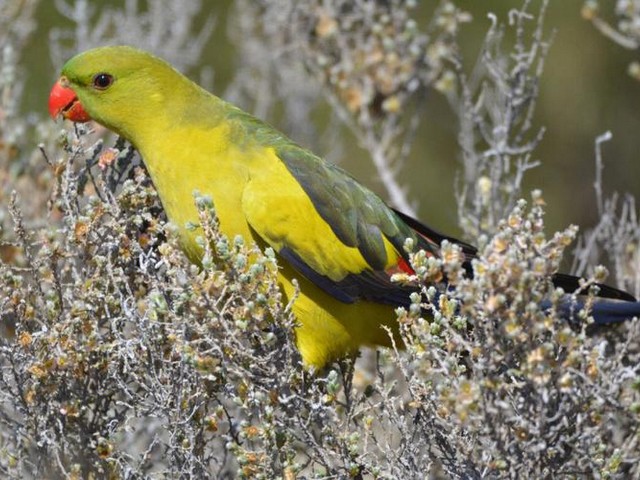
(385, 256), (415, 276)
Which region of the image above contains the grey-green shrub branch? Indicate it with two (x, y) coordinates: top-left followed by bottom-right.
(578, 1), (640, 296)
(1, 125), (307, 477)
(50, 0), (215, 77)
(395, 194), (640, 477)
(572, 132), (640, 299)
(449, 0), (550, 240)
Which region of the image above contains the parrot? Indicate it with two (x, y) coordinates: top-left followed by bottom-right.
(48, 46), (640, 369)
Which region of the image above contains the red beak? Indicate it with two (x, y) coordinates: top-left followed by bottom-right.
(48, 78), (91, 122)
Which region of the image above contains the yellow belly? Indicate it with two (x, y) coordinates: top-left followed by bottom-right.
(277, 263), (399, 369)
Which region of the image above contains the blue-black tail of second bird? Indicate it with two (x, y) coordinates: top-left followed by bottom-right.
(394, 209), (640, 327)
(552, 272), (640, 325)
(553, 294), (640, 326)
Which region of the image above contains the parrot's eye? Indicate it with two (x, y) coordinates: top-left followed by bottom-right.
(92, 73), (114, 90)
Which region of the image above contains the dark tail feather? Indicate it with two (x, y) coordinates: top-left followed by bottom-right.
(590, 300), (640, 325)
(551, 272), (637, 302)
(391, 209), (640, 325)
(550, 297), (640, 325)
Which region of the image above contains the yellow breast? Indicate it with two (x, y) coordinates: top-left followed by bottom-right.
(137, 123), (400, 369)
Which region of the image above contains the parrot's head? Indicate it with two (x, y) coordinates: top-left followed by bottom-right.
(49, 46), (184, 140)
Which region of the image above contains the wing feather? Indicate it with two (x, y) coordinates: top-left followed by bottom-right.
(240, 141), (419, 305)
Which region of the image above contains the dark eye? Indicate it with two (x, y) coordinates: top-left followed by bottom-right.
(92, 73), (114, 90)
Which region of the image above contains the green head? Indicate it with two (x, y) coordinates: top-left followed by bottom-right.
(49, 45), (201, 142)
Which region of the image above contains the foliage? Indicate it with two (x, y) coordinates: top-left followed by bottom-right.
(396, 192), (640, 477)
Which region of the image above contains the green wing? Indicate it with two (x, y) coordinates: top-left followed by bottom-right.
(240, 141), (423, 305)
(230, 108), (450, 305)
(274, 143), (418, 271)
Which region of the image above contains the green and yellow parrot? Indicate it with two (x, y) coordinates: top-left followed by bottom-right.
(49, 46), (640, 369)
